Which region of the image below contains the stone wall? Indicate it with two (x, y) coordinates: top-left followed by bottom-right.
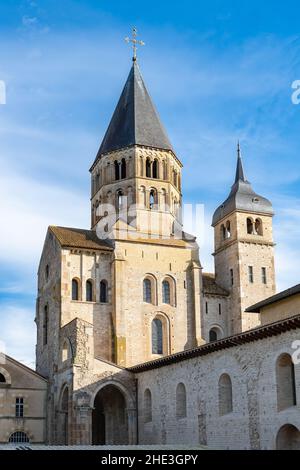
(135, 327), (300, 449)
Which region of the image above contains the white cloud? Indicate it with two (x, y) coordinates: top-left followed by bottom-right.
(0, 304), (36, 368)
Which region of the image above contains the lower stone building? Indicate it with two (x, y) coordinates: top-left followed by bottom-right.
(0, 355), (47, 444)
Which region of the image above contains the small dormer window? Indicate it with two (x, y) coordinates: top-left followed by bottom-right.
(252, 197), (259, 203)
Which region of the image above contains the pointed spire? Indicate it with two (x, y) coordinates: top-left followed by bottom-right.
(94, 61), (173, 159)
(235, 140), (246, 183)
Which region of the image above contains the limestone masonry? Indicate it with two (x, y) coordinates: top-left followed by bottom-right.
(1, 57), (299, 449)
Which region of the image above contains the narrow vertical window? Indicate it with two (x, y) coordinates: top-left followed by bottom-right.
(152, 318), (163, 354)
(143, 279), (152, 303)
(146, 158), (151, 177)
(86, 280), (93, 302)
(100, 280), (108, 303)
(114, 160), (119, 181)
(15, 397), (24, 418)
(162, 280), (171, 304)
(248, 266), (254, 283)
(72, 278), (79, 300)
(219, 303), (222, 315)
(205, 301), (208, 314)
(230, 268), (234, 286)
(121, 158), (126, 179)
(247, 218), (254, 234)
(153, 159), (158, 179)
(43, 305), (48, 346)
(149, 190), (156, 210)
(262, 267), (267, 284)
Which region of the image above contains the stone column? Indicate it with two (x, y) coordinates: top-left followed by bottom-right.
(112, 252), (127, 366)
(127, 408), (137, 445)
(74, 405), (93, 445)
(190, 260), (205, 346)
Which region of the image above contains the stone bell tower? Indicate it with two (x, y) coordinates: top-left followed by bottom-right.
(89, 59), (182, 239)
(212, 144), (276, 334)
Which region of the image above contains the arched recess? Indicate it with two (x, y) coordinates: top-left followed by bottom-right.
(276, 424), (300, 450)
(144, 389), (152, 423)
(92, 381), (135, 445)
(218, 373), (233, 416)
(61, 339), (72, 365)
(276, 353), (296, 411)
(209, 325), (223, 342)
(176, 383), (187, 419)
(0, 367), (11, 385)
(58, 385), (69, 445)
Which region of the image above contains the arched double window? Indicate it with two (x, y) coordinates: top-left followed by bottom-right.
(143, 279), (152, 303)
(152, 318), (163, 354)
(144, 389), (152, 423)
(86, 279), (94, 302)
(176, 383), (187, 419)
(72, 278), (79, 301)
(276, 353), (296, 411)
(218, 374), (233, 416)
(100, 280), (108, 303)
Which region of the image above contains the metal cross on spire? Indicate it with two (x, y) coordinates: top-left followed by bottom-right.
(125, 27), (145, 61)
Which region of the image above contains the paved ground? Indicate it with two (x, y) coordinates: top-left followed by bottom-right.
(0, 444), (207, 450)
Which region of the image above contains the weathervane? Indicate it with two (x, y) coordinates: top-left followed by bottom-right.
(125, 27), (145, 61)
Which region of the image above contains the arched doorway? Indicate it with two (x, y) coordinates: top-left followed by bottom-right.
(276, 424), (300, 450)
(92, 384), (128, 445)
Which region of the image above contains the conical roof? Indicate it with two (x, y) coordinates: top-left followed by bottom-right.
(94, 61), (174, 163)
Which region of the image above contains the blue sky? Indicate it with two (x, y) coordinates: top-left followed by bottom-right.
(0, 0), (300, 367)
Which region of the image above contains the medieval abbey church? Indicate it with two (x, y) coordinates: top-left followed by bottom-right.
(1, 51), (300, 449)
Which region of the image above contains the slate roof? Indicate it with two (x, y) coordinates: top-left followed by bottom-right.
(212, 145), (273, 226)
(128, 313), (300, 372)
(49, 226), (112, 251)
(93, 61), (174, 165)
(246, 283), (300, 313)
(202, 273), (229, 296)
